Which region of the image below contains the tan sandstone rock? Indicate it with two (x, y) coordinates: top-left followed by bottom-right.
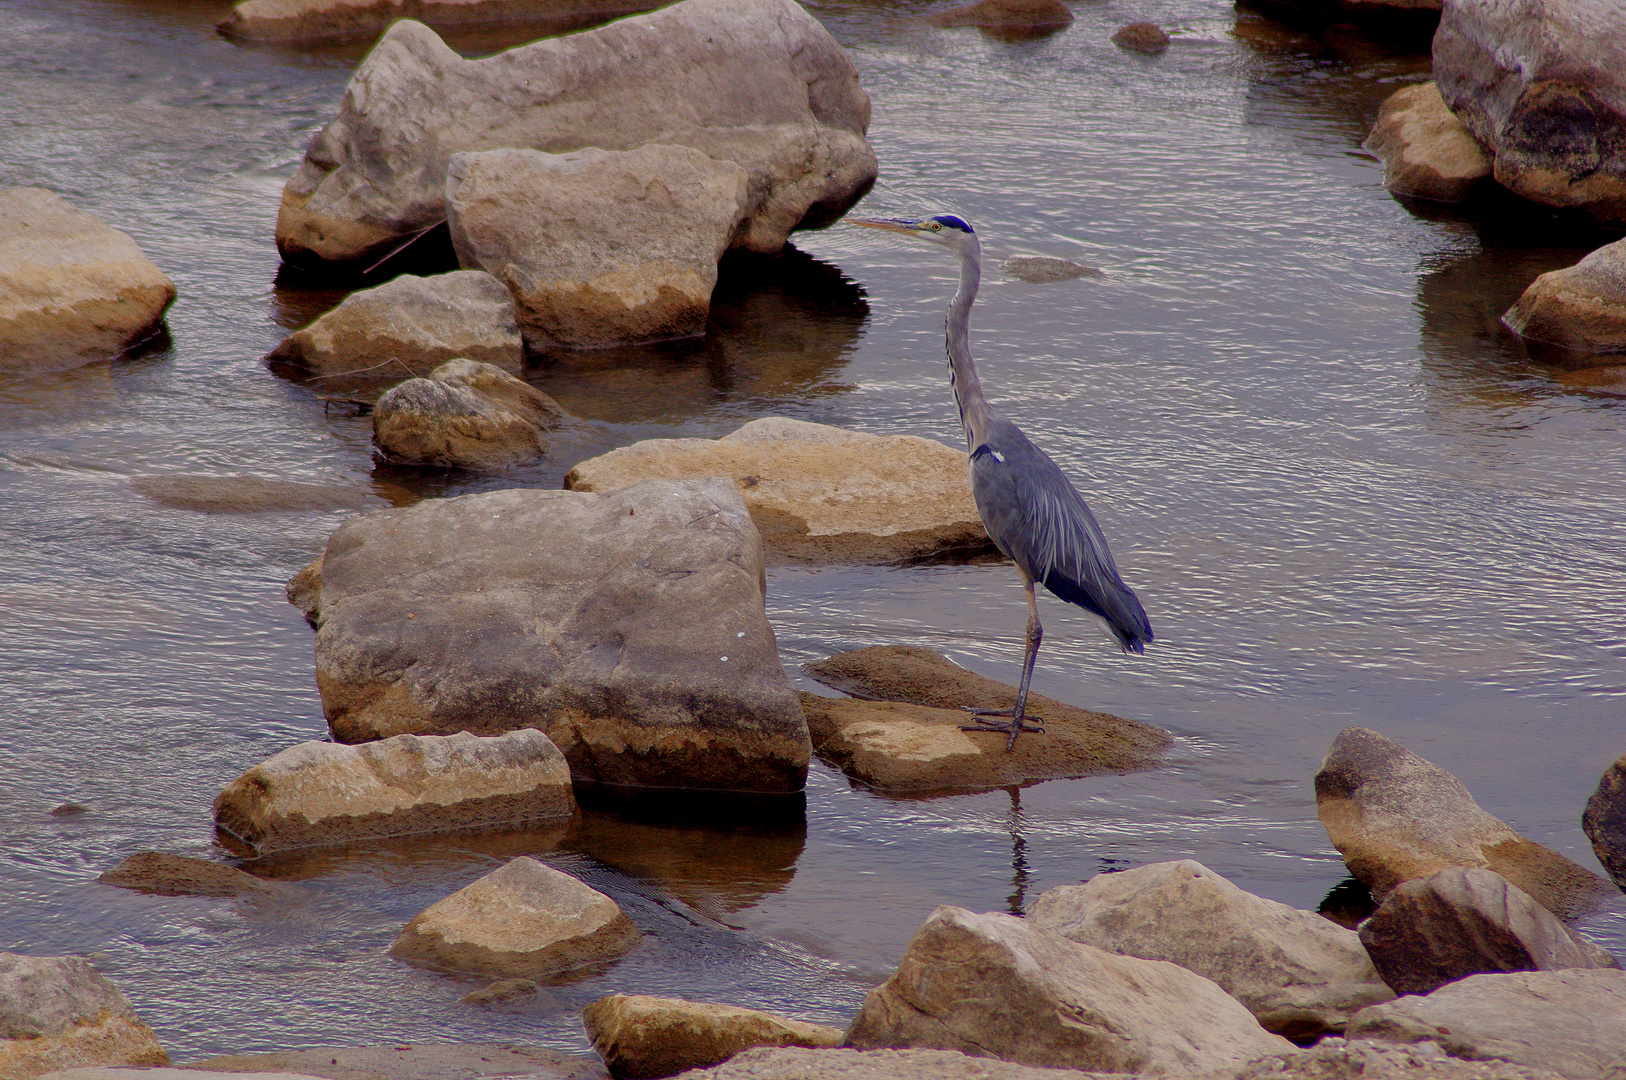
(265, 270), (523, 381)
(845, 906), (1294, 1074)
(0, 954), (169, 1080)
(0, 188), (174, 373)
(1028, 860), (1393, 1040)
(390, 857), (641, 977)
(1314, 727), (1616, 919)
(583, 995), (843, 1079)
(1236, 1037), (1569, 1080)
(212, 728), (575, 856)
(217, 0), (669, 45)
(372, 358), (566, 468)
(668, 1047), (1124, 1079)
(565, 419), (993, 565)
(1364, 82), (1492, 203)
(1502, 237), (1626, 357)
(446, 145), (748, 349)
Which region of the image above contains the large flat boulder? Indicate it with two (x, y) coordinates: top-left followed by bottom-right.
(844, 906), (1294, 1074)
(1346, 969), (1626, 1079)
(1358, 867), (1616, 996)
(1583, 751), (1626, 893)
(1235, 1037), (1568, 1080)
(265, 270), (523, 381)
(446, 145), (747, 349)
(582, 995), (842, 1079)
(1313, 727), (1615, 919)
(390, 856), (641, 977)
(564, 419), (993, 565)
(1433, 0), (1626, 226)
(275, 0), (874, 269)
(1028, 860), (1393, 1040)
(296, 479), (811, 794)
(1502, 237), (1626, 357)
(212, 729), (575, 855)
(668, 1047), (1123, 1078)
(1364, 82), (1491, 203)
(371, 358), (566, 469)
(0, 954), (168, 1080)
(217, 0), (670, 46)
(0, 188), (174, 373)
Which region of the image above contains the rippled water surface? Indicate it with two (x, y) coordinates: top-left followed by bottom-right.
(2, 0), (1624, 1061)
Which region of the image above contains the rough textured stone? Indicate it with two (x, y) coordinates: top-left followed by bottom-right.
(1584, 751), (1626, 893)
(372, 358), (566, 468)
(583, 995), (843, 1079)
(1028, 860), (1393, 1040)
(212, 729), (575, 856)
(805, 646), (1169, 770)
(41, 1073), (325, 1080)
(670, 1047), (1120, 1079)
(446, 145), (748, 349)
(130, 475), (380, 514)
(802, 694), (1162, 794)
(296, 479), (810, 794)
(1434, 0), (1626, 226)
(844, 906), (1294, 1074)
(96, 852), (282, 899)
(927, 0), (1073, 31)
(1003, 257), (1095, 283)
(0, 188), (174, 373)
(1502, 237), (1626, 357)
(564, 419), (993, 565)
(1313, 727), (1615, 919)
(0, 954), (168, 1079)
(1358, 867), (1616, 996)
(1364, 82), (1492, 203)
(265, 270), (522, 380)
(170, 1043), (606, 1080)
(1111, 22), (1169, 53)
(1347, 969), (1626, 1080)
(390, 857), (641, 977)
(217, 0), (669, 45)
(275, 0), (874, 268)
(1235, 1037), (1569, 1080)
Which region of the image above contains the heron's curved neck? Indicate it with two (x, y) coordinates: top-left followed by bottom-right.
(946, 240), (994, 451)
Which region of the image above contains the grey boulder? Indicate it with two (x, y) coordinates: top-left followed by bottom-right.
(1028, 860), (1393, 1039)
(1502, 237), (1626, 357)
(1583, 751), (1626, 892)
(0, 954), (168, 1079)
(372, 358), (566, 468)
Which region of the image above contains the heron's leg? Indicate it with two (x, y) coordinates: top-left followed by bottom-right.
(962, 581), (1046, 750)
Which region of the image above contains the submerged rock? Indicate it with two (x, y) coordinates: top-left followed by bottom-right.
(97, 852), (283, 900)
(927, 0), (1073, 31)
(1003, 256), (1096, 283)
(298, 480), (811, 794)
(217, 0), (669, 45)
(1111, 22), (1170, 53)
(461, 979), (538, 1006)
(582, 995), (842, 1079)
(1028, 860), (1393, 1040)
(845, 906), (1294, 1072)
(0, 953), (169, 1079)
(372, 358), (566, 468)
(565, 418), (993, 565)
(669, 1047), (1119, 1079)
(1364, 82), (1492, 203)
(390, 857), (640, 977)
(1583, 751), (1626, 893)
(0, 188), (174, 373)
(265, 270), (523, 381)
(1502, 237), (1626, 358)
(212, 729), (575, 855)
(275, 0), (874, 268)
(446, 145), (748, 349)
(1434, 0), (1626, 226)
(130, 475), (379, 514)
(1313, 727), (1615, 919)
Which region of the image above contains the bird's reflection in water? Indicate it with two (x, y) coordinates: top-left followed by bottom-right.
(1005, 785), (1032, 915)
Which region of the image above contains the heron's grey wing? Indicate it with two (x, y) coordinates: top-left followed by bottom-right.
(969, 419), (1153, 652)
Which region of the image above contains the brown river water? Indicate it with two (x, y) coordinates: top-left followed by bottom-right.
(2, 0), (1624, 1060)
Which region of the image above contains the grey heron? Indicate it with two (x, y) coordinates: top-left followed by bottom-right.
(853, 214), (1152, 750)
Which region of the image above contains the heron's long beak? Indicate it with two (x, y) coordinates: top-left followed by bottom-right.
(849, 216), (922, 234)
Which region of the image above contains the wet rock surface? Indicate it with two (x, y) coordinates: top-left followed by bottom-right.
(299, 479), (811, 794)
(1433, 0), (1626, 226)
(217, 0), (669, 45)
(1584, 751), (1626, 893)
(1364, 82), (1491, 203)
(1502, 237), (1626, 357)
(844, 905), (1294, 1073)
(565, 418), (993, 565)
(390, 857), (641, 978)
(1111, 22), (1169, 53)
(184, 1043), (607, 1079)
(1346, 968), (1626, 1079)
(371, 358), (566, 469)
(669, 1047), (1121, 1079)
(1235, 1037), (1568, 1080)
(96, 852), (284, 900)
(582, 994), (842, 1079)
(1313, 726), (1615, 918)
(1357, 867), (1616, 996)
(275, 0), (875, 268)
(265, 270), (523, 381)
(212, 729), (575, 856)
(805, 646), (1169, 771)
(0, 953), (169, 1079)
(0, 188), (174, 373)
(1028, 859), (1393, 1040)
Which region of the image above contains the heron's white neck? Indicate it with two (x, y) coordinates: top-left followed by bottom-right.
(946, 238), (994, 451)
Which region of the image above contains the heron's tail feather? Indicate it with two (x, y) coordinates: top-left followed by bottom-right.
(1040, 567), (1153, 654)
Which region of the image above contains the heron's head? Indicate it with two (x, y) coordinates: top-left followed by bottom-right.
(851, 214), (977, 255)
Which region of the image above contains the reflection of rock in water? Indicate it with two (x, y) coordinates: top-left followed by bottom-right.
(234, 822), (571, 882)
(525, 245), (868, 422)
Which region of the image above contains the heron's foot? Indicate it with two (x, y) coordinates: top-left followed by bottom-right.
(959, 714), (1045, 751)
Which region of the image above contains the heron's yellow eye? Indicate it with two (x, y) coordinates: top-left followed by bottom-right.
(931, 222), (942, 231)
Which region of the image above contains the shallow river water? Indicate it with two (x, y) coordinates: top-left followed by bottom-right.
(2, 0), (1624, 1061)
